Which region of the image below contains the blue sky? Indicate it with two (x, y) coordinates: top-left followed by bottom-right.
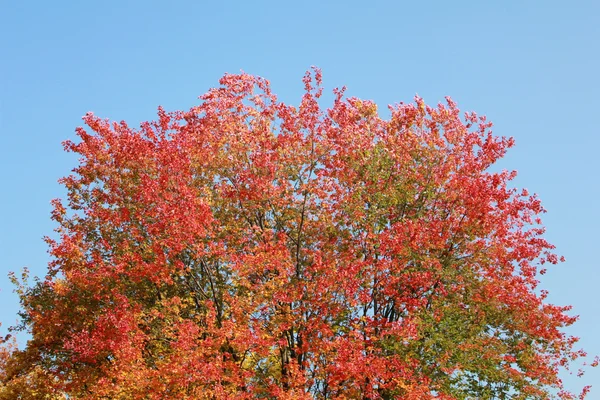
(1, 0), (598, 394)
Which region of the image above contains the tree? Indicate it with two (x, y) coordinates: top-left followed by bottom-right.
(0, 69), (593, 399)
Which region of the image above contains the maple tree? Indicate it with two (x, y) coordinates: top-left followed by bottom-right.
(0, 69), (594, 399)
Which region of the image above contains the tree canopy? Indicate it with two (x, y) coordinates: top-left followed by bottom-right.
(0, 69), (593, 399)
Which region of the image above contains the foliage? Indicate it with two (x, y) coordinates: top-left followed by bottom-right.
(0, 69), (592, 399)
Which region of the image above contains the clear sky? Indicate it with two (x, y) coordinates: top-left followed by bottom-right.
(1, 0), (598, 394)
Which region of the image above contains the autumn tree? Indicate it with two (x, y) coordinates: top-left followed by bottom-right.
(0, 69), (593, 399)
